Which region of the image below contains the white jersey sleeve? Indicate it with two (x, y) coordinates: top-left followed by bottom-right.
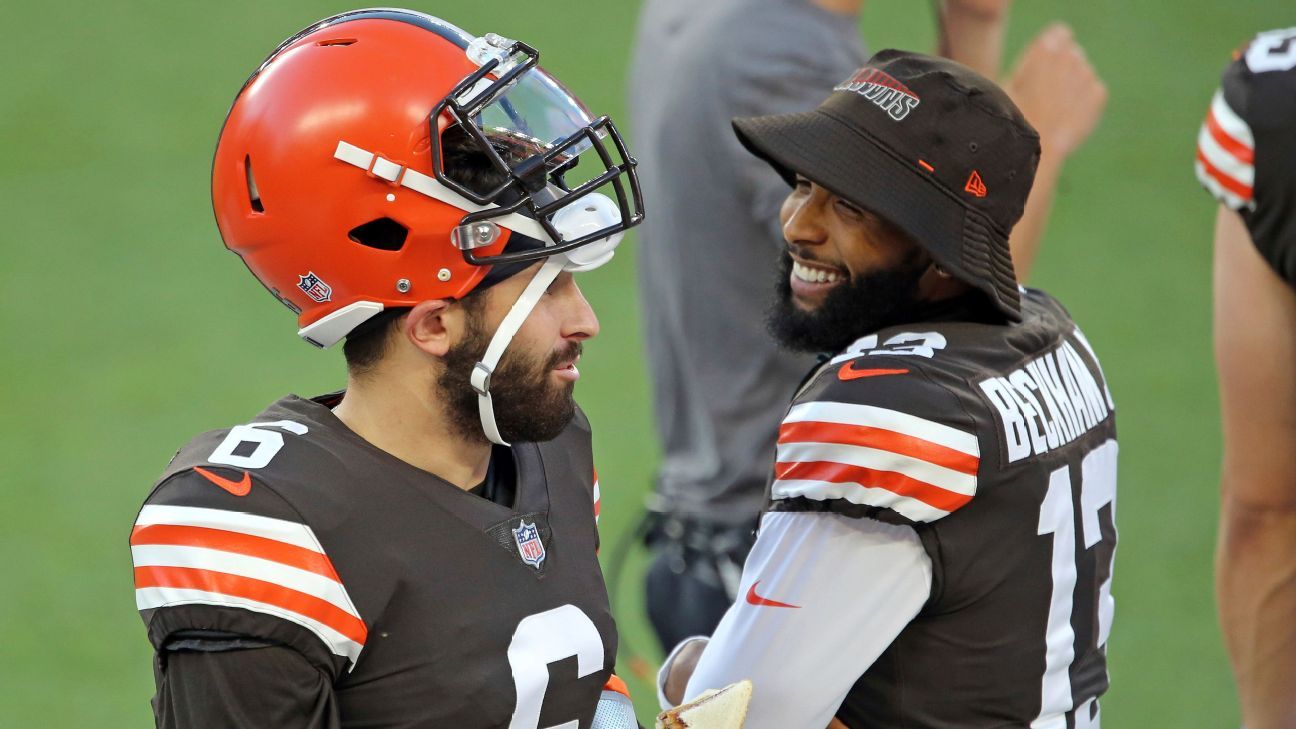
(681, 510), (932, 728)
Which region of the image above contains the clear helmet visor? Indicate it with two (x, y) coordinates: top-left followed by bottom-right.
(456, 43), (598, 161)
(438, 34), (643, 268)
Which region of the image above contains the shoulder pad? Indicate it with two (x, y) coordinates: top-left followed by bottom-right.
(773, 363), (980, 524)
(1197, 29), (1296, 285)
(131, 468), (367, 667)
(1196, 43), (1263, 212)
(161, 417), (339, 486)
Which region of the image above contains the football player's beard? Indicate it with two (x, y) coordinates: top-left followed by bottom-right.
(439, 304), (580, 444)
(767, 250), (928, 354)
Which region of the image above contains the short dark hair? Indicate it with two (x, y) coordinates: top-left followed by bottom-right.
(439, 124), (526, 198)
(341, 287), (495, 376)
(342, 127), (519, 376)
(341, 308), (407, 376)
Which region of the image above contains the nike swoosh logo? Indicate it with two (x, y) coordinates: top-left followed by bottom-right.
(746, 581), (800, 609)
(194, 466), (252, 497)
(838, 364), (909, 381)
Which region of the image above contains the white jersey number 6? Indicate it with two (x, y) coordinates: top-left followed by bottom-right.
(508, 604), (605, 729)
(208, 420), (309, 469)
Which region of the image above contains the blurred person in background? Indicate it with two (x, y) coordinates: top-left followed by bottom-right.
(1196, 26), (1296, 729)
(127, 9), (644, 727)
(660, 50), (1119, 728)
(628, 0), (1107, 652)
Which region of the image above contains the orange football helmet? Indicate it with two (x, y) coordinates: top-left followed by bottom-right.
(212, 9), (643, 348)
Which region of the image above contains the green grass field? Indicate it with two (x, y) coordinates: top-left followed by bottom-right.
(2, 1), (1289, 725)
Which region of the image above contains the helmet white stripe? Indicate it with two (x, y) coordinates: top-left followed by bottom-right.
(333, 141), (556, 244)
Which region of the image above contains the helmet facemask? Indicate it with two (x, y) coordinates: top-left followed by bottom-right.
(416, 32), (644, 446)
(431, 33), (644, 268)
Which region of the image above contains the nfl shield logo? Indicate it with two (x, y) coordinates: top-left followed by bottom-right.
(297, 272), (333, 303)
(512, 520), (546, 569)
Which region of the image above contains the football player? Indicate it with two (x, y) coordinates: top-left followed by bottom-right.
(1196, 27), (1296, 729)
(659, 51), (1118, 728)
(629, 0), (1105, 655)
(127, 9), (644, 728)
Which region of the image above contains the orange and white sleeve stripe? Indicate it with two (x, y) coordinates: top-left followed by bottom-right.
(1196, 90), (1256, 211)
(771, 400), (980, 523)
(130, 504), (366, 665)
(592, 469), (601, 526)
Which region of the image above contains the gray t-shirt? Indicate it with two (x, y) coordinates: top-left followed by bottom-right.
(629, 0), (867, 522)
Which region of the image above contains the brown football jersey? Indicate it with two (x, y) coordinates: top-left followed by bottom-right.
(769, 289), (1118, 728)
(129, 393), (615, 728)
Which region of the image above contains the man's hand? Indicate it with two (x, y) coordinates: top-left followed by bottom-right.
(656, 680), (752, 729)
(941, 0), (1011, 20)
(663, 638), (708, 706)
(663, 640), (847, 728)
(1005, 23), (1108, 159)
(1000, 22), (1107, 279)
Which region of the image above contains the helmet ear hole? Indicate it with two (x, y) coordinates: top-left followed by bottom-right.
(245, 156), (264, 213)
(348, 218), (408, 251)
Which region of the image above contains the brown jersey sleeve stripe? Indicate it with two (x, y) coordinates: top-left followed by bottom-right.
(773, 460), (974, 514)
(131, 504), (366, 664)
(134, 565), (368, 646)
(131, 524), (342, 582)
(779, 420), (979, 475)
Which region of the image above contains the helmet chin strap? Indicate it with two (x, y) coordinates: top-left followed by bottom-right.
(469, 255), (568, 446)
(462, 191), (626, 446)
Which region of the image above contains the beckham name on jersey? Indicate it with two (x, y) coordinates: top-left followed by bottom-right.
(978, 334), (1113, 463)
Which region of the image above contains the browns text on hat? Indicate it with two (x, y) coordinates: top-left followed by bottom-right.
(835, 68), (921, 121)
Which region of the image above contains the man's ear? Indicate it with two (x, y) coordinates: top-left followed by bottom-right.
(918, 260), (971, 302)
(403, 299), (457, 358)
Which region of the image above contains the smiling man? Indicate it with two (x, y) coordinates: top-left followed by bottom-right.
(659, 51), (1119, 728)
(127, 9), (644, 728)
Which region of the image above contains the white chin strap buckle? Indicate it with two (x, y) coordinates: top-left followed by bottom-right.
(469, 362), (493, 396)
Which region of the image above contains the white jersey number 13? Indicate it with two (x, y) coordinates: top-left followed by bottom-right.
(1034, 439), (1117, 729)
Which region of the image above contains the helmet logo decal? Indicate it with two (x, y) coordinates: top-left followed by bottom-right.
(298, 272), (333, 303)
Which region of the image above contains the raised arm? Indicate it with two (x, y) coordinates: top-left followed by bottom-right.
(935, 4), (1108, 281)
(999, 23), (1107, 280)
(935, 0), (1011, 78)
